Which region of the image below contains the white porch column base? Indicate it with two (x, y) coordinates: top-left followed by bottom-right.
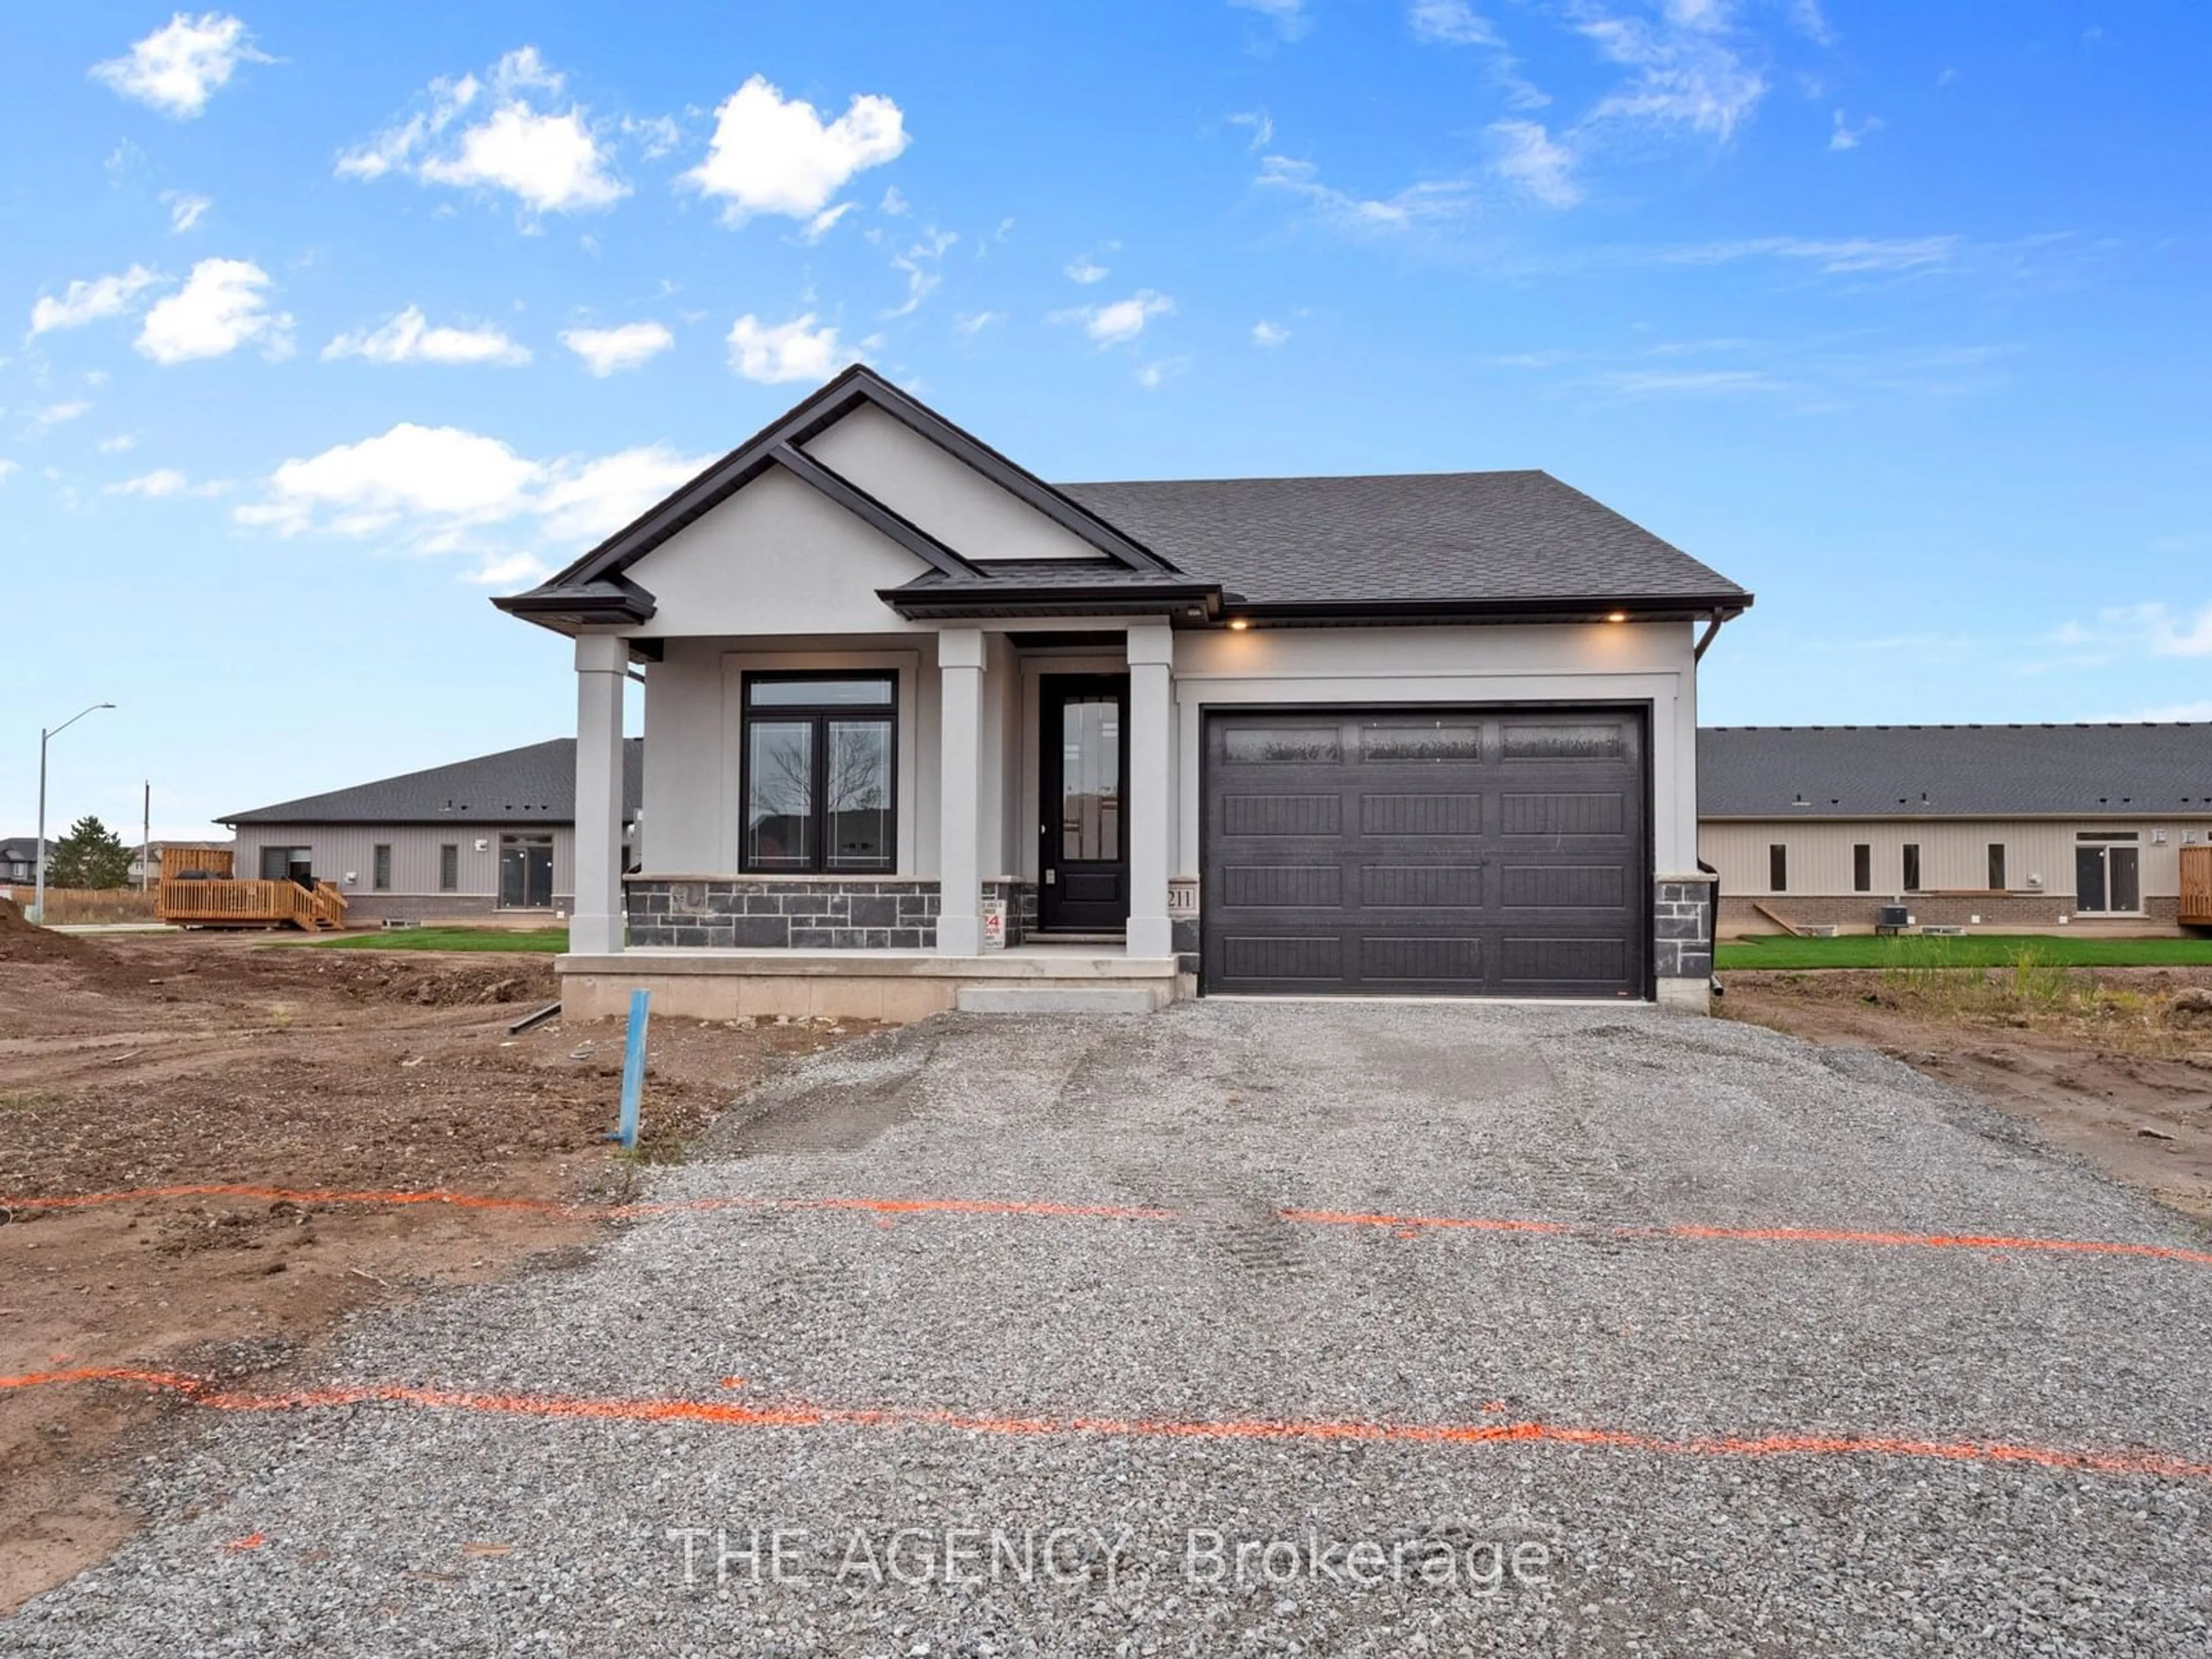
(1126, 622), (1174, 959)
(571, 632), (629, 956)
(937, 627), (985, 956)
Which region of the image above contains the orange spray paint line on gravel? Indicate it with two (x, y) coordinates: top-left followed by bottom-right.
(6, 1183), (2210, 1269)
(4, 1365), (2209, 1486)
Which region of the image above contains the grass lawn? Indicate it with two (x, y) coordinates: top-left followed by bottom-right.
(311, 926), (570, 954)
(1716, 933), (2212, 971)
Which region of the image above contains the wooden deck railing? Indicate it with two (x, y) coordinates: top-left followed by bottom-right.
(2182, 846), (2212, 927)
(157, 878), (349, 930)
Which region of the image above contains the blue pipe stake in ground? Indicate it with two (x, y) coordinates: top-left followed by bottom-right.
(611, 988), (651, 1148)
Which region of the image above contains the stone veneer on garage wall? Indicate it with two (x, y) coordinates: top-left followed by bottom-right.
(1654, 877), (1715, 982)
(624, 879), (1040, 950)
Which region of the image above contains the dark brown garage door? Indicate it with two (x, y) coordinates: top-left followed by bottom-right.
(1202, 707), (1647, 998)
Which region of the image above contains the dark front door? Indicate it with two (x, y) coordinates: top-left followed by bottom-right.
(1039, 675), (1130, 933)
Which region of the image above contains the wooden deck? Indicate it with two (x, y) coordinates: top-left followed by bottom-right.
(157, 878), (347, 931)
(2183, 846), (2212, 927)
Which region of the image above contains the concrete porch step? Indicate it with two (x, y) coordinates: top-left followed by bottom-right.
(954, 986), (1162, 1015)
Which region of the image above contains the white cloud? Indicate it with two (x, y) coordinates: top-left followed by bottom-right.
(884, 228), (957, 319)
(103, 467), (230, 499)
(90, 12), (270, 119)
(1135, 356), (1191, 389)
(1830, 109), (1884, 150)
(800, 202), (858, 243)
(954, 310), (1005, 335)
(465, 551), (552, 586)
(1256, 154), (1476, 232)
(1657, 235), (1959, 274)
(560, 321), (674, 376)
(1409, 0), (1498, 45)
(162, 191), (213, 232)
(28, 265), (164, 336)
(683, 75), (907, 224)
(1053, 290), (1174, 347)
(621, 113), (681, 160)
(1578, 3), (1767, 141)
(1229, 0), (1311, 39)
(97, 433), (138, 453)
(534, 445), (706, 543)
(1063, 244), (1118, 284)
(339, 47), (626, 215)
(1226, 110), (1274, 150)
(236, 421), (713, 573)
(1491, 119), (1581, 206)
(321, 306), (531, 366)
(2056, 603), (2212, 662)
(0, 459), (17, 484)
(1251, 320), (1291, 347)
(135, 257), (290, 362)
(32, 400), (92, 430)
(726, 313), (857, 384)
(880, 185), (911, 216)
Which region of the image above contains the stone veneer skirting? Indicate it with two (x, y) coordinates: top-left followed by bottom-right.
(1653, 877), (1715, 982)
(624, 878), (1041, 950)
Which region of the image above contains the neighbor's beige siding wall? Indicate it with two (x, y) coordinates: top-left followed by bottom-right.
(1699, 817), (2210, 900)
(229, 823), (577, 904)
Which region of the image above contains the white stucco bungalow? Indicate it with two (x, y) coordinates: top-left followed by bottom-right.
(497, 367), (1750, 1020)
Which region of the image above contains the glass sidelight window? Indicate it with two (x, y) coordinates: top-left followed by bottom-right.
(742, 673), (896, 872)
(1059, 694), (1122, 862)
(2075, 833), (2141, 914)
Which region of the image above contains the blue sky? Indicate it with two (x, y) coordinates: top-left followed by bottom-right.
(3, 2), (2206, 839)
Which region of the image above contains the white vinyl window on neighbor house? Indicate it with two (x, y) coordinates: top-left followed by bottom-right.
(2075, 832), (2142, 914)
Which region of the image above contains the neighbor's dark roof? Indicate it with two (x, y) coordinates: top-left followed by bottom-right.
(223, 739), (643, 827)
(1060, 471), (1746, 610)
(0, 836), (40, 862)
(1700, 724), (2212, 817)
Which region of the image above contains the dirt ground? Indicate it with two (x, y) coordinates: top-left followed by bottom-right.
(0, 906), (875, 1611)
(1721, 964), (2212, 1225)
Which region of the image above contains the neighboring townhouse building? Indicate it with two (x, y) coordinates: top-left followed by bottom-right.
(493, 365), (1752, 1018)
(221, 740), (642, 924)
(1699, 724), (2212, 932)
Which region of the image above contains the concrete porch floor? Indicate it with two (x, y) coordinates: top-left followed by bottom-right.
(556, 945), (1186, 1021)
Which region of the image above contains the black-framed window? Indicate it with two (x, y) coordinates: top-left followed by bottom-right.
(1987, 843), (2006, 891)
(1768, 844), (1788, 893)
(1902, 843), (1922, 892)
(372, 844), (392, 891)
(438, 843), (459, 892)
(1852, 843), (1872, 892)
(741, 672), (896, 873)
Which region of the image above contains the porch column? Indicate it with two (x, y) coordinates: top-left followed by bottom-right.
(936, 627), (985, 955)
(1126, 621), (1175, 959)
(572, 632), (628, 956)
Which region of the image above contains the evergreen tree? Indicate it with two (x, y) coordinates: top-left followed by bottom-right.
(47, 815), (132, 889)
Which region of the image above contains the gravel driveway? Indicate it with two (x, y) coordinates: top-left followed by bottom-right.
(9, 1002), (2212, 1655)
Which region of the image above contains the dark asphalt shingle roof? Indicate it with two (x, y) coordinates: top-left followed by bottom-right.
(224, 739), (643, 827)
(1700, 724), (2212, 817)
(1058, 471), (1745, 606)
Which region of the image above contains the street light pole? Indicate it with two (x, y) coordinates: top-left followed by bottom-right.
(32, 702), (116, 925)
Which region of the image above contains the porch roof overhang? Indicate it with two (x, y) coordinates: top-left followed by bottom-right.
(876, 563), (1225, 622)
(489, 573), (658, 629)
